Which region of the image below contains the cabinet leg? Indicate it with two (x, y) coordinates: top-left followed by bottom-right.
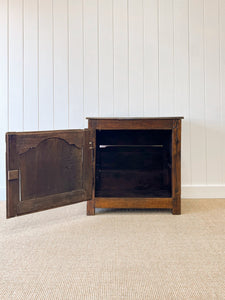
(87, 199), (95, 216)
(172, 196), (181, 215)
(172, 207), (181, 215)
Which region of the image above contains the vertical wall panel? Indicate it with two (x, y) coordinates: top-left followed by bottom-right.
(158, 0), (174, 116)
(53, 0), (68, 129)
(68, 0), (84, 129)
(99, 0), (114, 117)
(189, 0), (206, 184)
(83, 0), (98, 127)
(204, 0), (221, 184)
(24, 0), (38, 131)
(128, 0), (144, 116)
(220, 0), (225, 184)
(8, 0), (23, 131)
(2, 0), (225, 199)
(39, 0), (54, 130)
(143, 0), (159, 117)
(0, 0), (8, 199)
(174, 0), (191, 185)
(113, 0), (129, 116)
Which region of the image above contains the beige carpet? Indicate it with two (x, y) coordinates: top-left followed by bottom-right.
(0, 199), (225, 300)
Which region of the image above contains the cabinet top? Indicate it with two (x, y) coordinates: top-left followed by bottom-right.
(86, 117), (184, 120)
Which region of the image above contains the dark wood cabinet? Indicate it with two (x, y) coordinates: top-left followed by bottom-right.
(6, 117), (183, 218)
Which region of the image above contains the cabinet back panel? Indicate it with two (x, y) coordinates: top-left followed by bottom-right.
(95, 130), (172, 197)
(96, 129), (172, 146)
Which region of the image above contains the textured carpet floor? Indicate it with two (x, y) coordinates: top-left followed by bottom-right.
(0, 199), (225, 300)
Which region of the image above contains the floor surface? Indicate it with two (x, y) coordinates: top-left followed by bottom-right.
(0, 199), (224, 299)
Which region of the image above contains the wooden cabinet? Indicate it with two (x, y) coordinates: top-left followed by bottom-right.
(6, 117), (183, 218)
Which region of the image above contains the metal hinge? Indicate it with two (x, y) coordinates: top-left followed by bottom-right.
(89, 141), (94, 149)
(8, 170), (19, 181)
(89, 141), (95, 163)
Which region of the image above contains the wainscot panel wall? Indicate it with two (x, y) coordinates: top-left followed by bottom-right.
(0, 0), (225, 200)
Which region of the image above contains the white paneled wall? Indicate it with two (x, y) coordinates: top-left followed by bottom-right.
(0, 0), (225, 200)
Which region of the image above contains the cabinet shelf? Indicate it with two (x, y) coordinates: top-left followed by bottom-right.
(99, 145), (164, 148)
(96, 169), (168, 173)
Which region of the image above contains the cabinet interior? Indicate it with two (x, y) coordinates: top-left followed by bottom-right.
(95, 129), (172, 198)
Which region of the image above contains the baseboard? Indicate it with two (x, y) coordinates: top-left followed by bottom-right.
(0, 185), (224, 201)
(182, 185), (225, 199)
(0, 186), (6, 201)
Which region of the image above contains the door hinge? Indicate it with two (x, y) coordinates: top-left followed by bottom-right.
(89, 141), (94, 149)
(8, 170), (19, 181)
(89, 141), (95, 162)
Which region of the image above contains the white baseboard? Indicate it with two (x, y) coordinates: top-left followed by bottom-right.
(182, 185), (225, 199)
(0, 186), (6, 201)
(0, 185), (225, 201)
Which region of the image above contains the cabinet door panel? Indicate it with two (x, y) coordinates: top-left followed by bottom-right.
(6, 129), (92, 218)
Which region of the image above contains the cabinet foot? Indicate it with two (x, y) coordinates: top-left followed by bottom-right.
(87, 200), (95, 216)
(172, 196), (181, 215)
(172, 206), (181, 215)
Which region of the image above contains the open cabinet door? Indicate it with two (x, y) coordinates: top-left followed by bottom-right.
(6, 129), (93, 218)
